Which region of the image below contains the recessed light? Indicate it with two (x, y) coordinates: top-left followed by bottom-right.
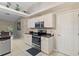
(5, 13), (10, 15)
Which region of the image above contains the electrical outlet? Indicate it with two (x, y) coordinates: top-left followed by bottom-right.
(78, 14), (79, 16)
(78, 52), (79, 55)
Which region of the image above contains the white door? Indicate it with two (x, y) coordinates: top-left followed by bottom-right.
(78, 13), (79, 56)
(56, 12), (74, 55)
(73, 12), (79, 55)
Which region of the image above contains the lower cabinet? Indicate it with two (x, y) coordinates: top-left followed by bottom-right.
(24, 34), (32, 46)
(0, 39), (11, 55)
(41, 37), (54, 54)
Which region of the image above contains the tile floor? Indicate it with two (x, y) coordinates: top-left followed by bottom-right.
(5, 38), (66, 56)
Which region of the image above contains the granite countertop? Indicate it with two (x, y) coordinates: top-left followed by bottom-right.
(25, 33), (32, 35)
(41, 34), (54, 38)
(0, 36), (10, 41)
(25, 33), (54, 38)
(25, 33), (31, 34)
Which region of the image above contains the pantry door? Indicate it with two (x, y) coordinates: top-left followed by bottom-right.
(56, 12), (74, 55)
(73, 12), (79, 55)
(78, 13), (79, 56)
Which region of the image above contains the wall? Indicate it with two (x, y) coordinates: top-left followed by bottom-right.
(12, 19), (24, 39)
(20, 17), (28, 38)
(28, 2), (64, 14)
(0, 20), (14, 32)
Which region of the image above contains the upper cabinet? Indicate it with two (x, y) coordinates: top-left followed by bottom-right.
(43, 13), (56, 28)
(27, 13), (56, 28)
(27, 18), (35, 28)
(36, 16), (44, 22)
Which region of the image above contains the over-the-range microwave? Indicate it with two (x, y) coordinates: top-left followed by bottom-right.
(35, 21), (44, 29)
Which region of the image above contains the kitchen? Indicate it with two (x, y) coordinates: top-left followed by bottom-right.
(24, 13), (55, 56)
(0, 2), (79, 56)
(21, 2), (79, 56)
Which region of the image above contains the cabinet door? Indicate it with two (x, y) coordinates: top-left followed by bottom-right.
(38, 16), (44, 22)
(24, 34), (32, 46)
(0, 39), (11, 55)
(35, 16), (44, 23)
(56, 12), (74, 55)
(43, 13), (55, 28)
(41, 37), (49, 54)
(41, 37), (53, 54)
(28, 18), (35, 28)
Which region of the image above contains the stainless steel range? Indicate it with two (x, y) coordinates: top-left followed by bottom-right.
(27, 30), (47, 56)
(27, 32), (41, 56)
(32, 33), (41, 51)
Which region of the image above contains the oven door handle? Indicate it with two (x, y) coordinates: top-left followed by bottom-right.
(32, 36), (40, 38)
(38, 40), (41, 42)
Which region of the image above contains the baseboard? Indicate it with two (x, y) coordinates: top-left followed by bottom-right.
(0, 51), (11, 56)
(52, 49), (69, 56)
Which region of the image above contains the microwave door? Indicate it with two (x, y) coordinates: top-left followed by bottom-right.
(40, 22), (44, 28)
(35, 22), (40, 29)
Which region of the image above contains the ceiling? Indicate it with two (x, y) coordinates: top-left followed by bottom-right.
(0, 2), (37, 12)
(0, 2), (37, 22)
(0, 2), (64, 22)
(0, 9), (21, 22)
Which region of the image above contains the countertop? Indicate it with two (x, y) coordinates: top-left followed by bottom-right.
(0, 36), (10, 41)
(41, 34), (54, 38)
(25, 33), (54, 38)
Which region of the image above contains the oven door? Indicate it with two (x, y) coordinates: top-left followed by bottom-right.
(32, 36), (41, 45)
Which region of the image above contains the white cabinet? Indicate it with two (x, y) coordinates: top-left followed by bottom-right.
(35, 16), (43, 22)
(28, 17), (43, 28)
(41, 37), (54, 54)
(27, 18), (35, 28)
(27, 13), (56, 28)
(24, 34), (32, 46)
(43, 13), (56, 28)
(0, 39), (11, 55)
(56, 11), (79, 56)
